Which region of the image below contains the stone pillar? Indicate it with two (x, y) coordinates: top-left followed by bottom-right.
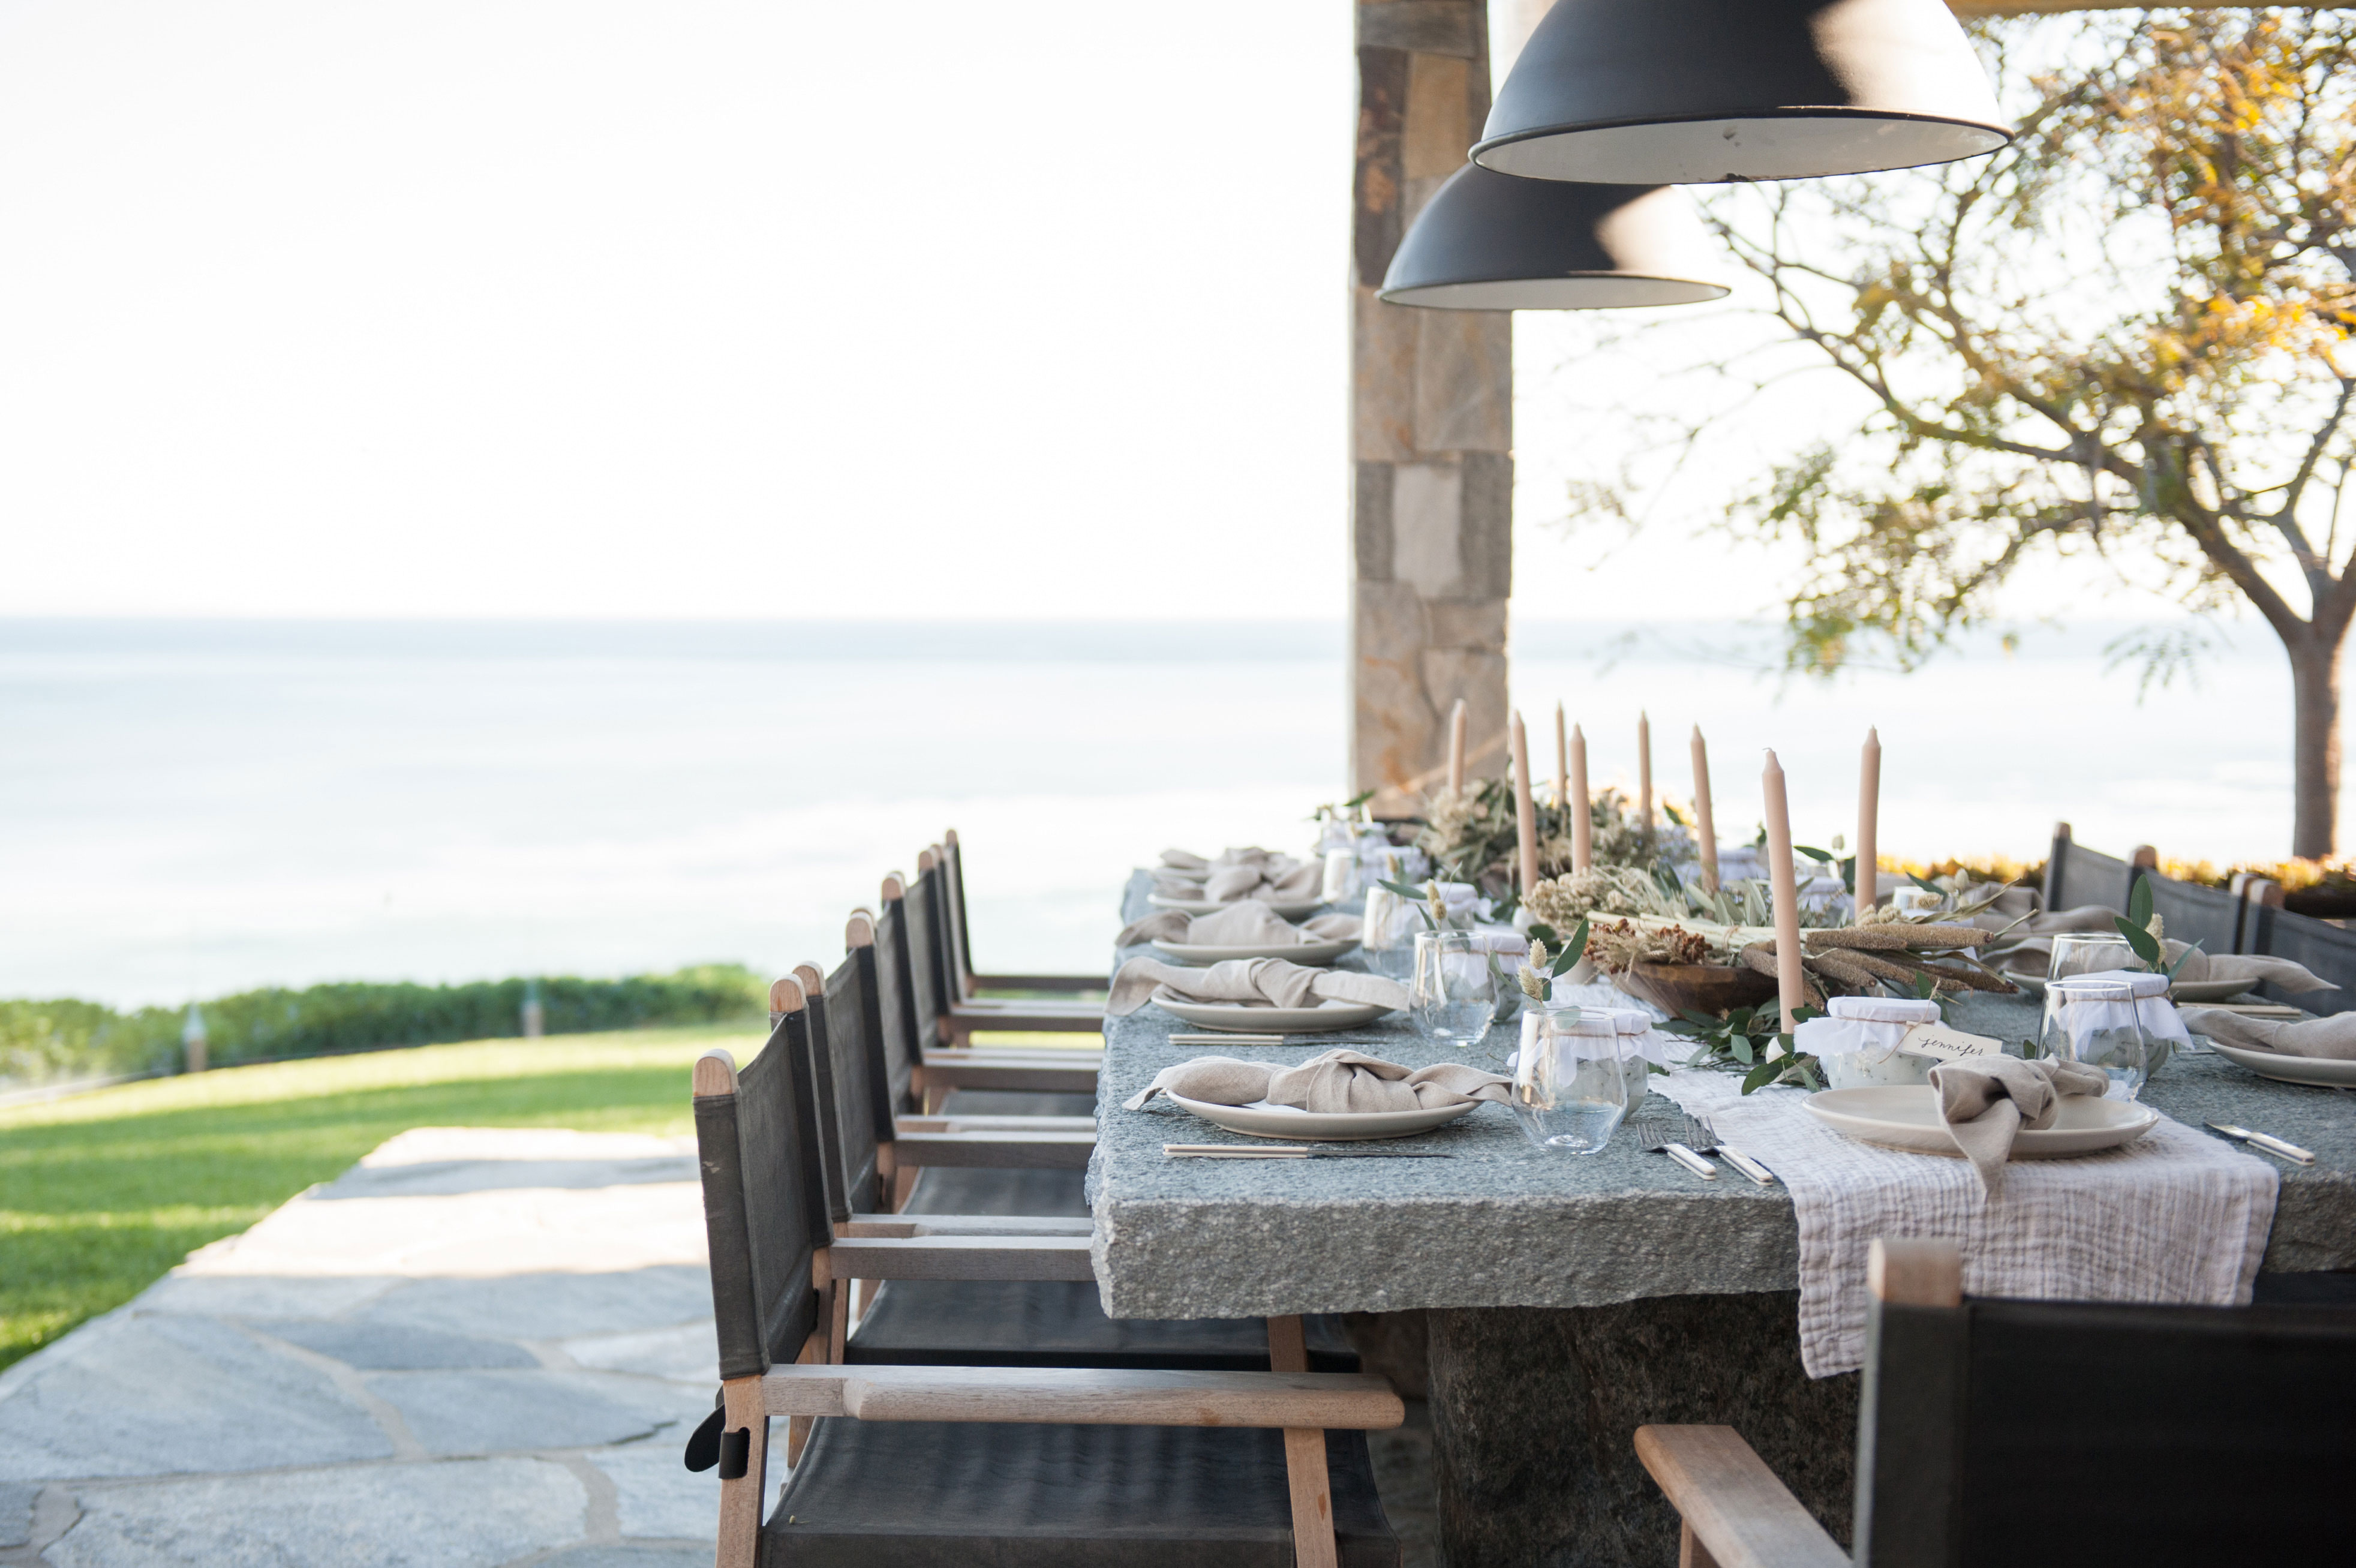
(1351, 0), (1514, 816)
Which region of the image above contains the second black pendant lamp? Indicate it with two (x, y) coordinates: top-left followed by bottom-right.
(1380, 166), (1727, 310)
(1474, 0), (2011, 185)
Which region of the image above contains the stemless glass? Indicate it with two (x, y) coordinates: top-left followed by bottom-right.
(1511, 1010), (1630, 1154)
(2048, 933), (2139, 980)
(1361, 885), (1414, 980)
(1411, 930), (1496, 1047)
(2042, 977), (2151, 1099)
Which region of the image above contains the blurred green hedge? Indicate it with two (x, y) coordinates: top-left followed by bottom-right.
(0, 965), (767, 1085)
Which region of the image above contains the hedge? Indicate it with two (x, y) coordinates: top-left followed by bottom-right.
(0, 965), (768, 1085)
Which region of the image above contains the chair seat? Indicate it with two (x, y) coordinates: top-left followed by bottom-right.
(904, 1095), (1092, 1219)
(768, 1419), (1400, 1568)
(850, 1281), (1358, 1372)
(939, 1088), (1099, 1118)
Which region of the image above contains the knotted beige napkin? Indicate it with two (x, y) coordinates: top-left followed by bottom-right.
(1116, 904), (1363, 949)
(2180, 1007), (2356, 1061)
(1106, 957), (1410, 1017)
(2168, 948), (2336, 993)
(1123, 1048), (1511, 1113)
(1930, 1055), (2112, 1194)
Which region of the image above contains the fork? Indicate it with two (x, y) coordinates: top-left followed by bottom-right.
(1684, 1113), (1778, 1186)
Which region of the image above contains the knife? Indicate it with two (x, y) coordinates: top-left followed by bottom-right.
(2204, 1122), (2316, 1164)
(1162, 1143), (1455, 1160)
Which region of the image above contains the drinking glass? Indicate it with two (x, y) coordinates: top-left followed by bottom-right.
(2041, 978), (2151, 1100)
(2048, 933), (2138, 980)
(1362, 885), (1414, 980)
(1510, 1011), (1630, 1154)
(1411, 930), (1496, 1047)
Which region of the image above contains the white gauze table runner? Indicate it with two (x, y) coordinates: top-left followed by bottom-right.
(1653, 1069), (2279, 1377)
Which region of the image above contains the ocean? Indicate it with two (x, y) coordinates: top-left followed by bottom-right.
(0, 616), (2317, 1008)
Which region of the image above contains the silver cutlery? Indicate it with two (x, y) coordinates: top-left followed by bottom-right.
(1685, 1113), (1778, 1186)
(1630, 1116), (1717, 1180)
(2204, 1121), (2316, 1164)
(1162, 1143), (1455, 1160)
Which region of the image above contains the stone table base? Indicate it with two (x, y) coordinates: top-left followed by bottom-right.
(1427, 1293), (1858, 1568)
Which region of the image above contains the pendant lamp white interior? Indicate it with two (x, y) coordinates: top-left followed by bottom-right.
(1474, 0), (2011, 185)
(1380, 167), (1728, 311)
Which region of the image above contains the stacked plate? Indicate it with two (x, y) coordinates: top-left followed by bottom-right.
(1803, 1086), (2159, 1158)
(1153, 997), (1389, 1034)
(1146, 892), (1324, 920)
(2205, 1041), (2356, 1089)
(1165, 1094), (1478, 1142)
(1150, 936), (1358, 967)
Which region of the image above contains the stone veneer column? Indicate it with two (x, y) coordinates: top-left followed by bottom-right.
(1351, 0), (1513, 815)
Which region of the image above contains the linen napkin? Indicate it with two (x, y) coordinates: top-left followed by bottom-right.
(1930, 1055), (2112, 1194)
(1201, 859), (1323, 904)
(1106, 957), (1410, 1016)
(1123, 1047), (1510, 1113)
(2167, 948), (2336, 993)
(2180, 1007), (2356, 1060)
(1115, 904), (1362, 949)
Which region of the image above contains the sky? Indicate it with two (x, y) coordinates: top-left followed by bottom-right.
(0, 1), (2252, 636)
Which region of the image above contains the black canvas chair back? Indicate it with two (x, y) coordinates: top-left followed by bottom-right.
(693, 1006), (830, 1384)
(940, 834), (979, 995)
(903, 863), (952, 1051)
(814, 948), (891, 1220)
(1856, 1254), (2356, 1566)
(2041, 831), (2135, 914)
(2138, 870), (2247, 962)
(2244, 900), (2356, 1014)
(870, 888), (924, 1109)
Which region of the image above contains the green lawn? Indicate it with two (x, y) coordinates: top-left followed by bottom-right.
(0, 1022), (768, 1373)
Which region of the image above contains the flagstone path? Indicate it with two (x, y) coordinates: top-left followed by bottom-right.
(0, 1128), (720, 1567)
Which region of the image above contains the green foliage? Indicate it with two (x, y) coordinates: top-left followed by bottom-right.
(1659, 1002), (1827, 1094)
(0, 965), (767, 1085)
(0, 1023), (762, 1371)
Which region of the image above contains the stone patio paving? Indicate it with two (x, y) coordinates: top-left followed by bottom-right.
(0, 1127), (721, 1567)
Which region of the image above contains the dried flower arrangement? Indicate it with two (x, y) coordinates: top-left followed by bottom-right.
(1416, 781), (1682, 895)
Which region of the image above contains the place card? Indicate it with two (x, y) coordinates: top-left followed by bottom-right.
(1894, 1022), (2005, 1062)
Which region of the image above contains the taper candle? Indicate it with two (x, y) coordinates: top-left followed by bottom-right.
(1637, 711), (1654, 831)
(1446, 699), (1468, 795)
(1510, 711), (1540, 894)
(1570, 723), (1592, 871)
(1554, 702), (1569, 815)
(1855, 726), (1882, 923)
(1690, 726), (1719, 894)
(1762, 750), (1807, 1032)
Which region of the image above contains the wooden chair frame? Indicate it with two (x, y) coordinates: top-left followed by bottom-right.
(698, 1029), (1396, 1568)
(913, 849), (1105, 1042)
(939, 827), (1108, 998)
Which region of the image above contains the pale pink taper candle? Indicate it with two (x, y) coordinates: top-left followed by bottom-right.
(1510, 711), (1539, 893)
(1763, 749), (1806, 1032)
(1855, 726), (1882, 922)
(1569, 723), (1592, 871)
(1637, 711), (1654, 831)
(1691, 726), (1718, 894)
(1446, 698), (1468, 794)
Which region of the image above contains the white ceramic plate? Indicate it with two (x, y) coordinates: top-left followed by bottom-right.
(1146, 893), (1325, 920)
(1804, 1085), (2160, 1159)
(1150, 938), (1359, 967)
(1152, 998), (1390, 1033)
(1165, 1092), (1478, 1142)
(2206, 1039), (2356, 1089)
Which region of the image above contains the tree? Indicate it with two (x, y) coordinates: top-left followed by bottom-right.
(1632, 10), (2356, 857)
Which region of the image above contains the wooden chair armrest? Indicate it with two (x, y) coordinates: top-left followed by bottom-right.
(949, 1010), (1105, 1032)
(1633, 1425), (1846, 1568)
(924, 1046), (1104, 1064)
(762, 1364), (1404, 1429)
(954, 995), (1102, 1012)
(896, 1115), (1097, 1134)
(825, 1234), (1096, 1281)
(892, 1130), (1094, 1169)
(843, 1212), (1093, 1237)
(912, 1062), (1099, 1094)
(971, 973), (1105, 993)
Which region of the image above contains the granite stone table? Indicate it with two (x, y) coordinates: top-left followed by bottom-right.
(1086, 873), (2356, 1566)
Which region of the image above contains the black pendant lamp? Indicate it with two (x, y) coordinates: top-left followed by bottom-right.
(1473, 0), (2010, 185)
(1380, 166), (1727, 310)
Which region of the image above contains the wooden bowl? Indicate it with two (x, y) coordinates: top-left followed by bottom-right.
(1617, 962), (1781, 1020)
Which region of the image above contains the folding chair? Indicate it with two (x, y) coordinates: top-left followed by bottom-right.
(1636, 1237), (2356, 1568)
(803, 926), (1356, 1374)
(687, 987), (1405, 1568)
(909, 849), (1106, 1044)
(882, 870), (1102, 1115)
(939, 828), (1110, 998)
